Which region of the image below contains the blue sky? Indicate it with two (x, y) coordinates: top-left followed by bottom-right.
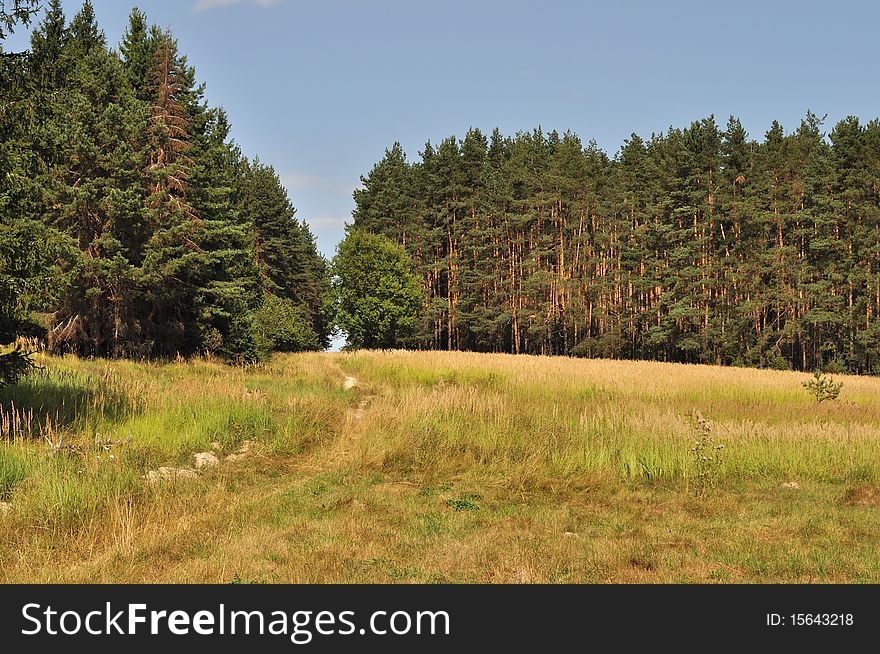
(9, 0), (880, 259)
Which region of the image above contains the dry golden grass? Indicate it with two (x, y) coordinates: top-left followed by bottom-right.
(0, 350), (878, 583)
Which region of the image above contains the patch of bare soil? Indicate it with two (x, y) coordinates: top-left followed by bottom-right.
(844, 485), (880, 507)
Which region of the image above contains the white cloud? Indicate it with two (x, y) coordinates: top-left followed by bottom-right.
(194, 0), (285, 13)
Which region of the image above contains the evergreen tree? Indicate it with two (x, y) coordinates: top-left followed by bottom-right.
(44, 5), (147, 356)
(0, 0), (39, 41)
(119, 7), (157, 100)
(138, 32), (206, 355)
(349, 114), (880, 373)
(189, 108), (261, 361)
(244, 160), (332, 348)
(1, 3), (332, 363)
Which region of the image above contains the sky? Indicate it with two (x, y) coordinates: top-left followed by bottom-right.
(7, 0), (880, 260)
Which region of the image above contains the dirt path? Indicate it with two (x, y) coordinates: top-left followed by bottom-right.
(342, 374), (372, 420)
(332, 372), (374, 463)
(145, 369), (370, 493)
(254, 369), (375, 499)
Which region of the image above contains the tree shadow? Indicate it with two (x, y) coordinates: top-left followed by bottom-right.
(0, 368), (140, 441)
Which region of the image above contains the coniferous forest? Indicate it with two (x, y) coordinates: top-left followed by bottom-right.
(5, 1), (880, 376)
(1, 1), (331, 362)
(350, 115), (880, 374)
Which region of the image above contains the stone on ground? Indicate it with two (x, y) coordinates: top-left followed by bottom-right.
(226, 440), (254, 462)
(194, 452), (220, 469)
(144, 467), (199, 485)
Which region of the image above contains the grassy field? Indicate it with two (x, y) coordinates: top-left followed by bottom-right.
(0, 350), (878, 583)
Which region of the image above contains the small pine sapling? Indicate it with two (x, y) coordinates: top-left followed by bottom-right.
(802, 370), (843, 403)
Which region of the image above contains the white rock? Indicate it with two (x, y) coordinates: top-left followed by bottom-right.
(194, 452), (220, 469)
(173, 467), (199, 480)
(225, 440), (254, 462)
(144, 467), (199, 485)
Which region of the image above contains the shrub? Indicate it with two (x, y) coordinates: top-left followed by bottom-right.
(254, 295), (320, 353)
(821, 358), (847, 375)
(802, 370), (843, 403)
(570, 338), (596, 358)
(0, 347), (39, 387)
(768, 354), (790, 371)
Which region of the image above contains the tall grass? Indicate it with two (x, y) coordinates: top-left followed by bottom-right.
(0, 442), (38, 500)
(0, 366), (142, 442)
(340, 350), (880, 485)
(0, 352), (348, 566)
(1, 350), (879, 583)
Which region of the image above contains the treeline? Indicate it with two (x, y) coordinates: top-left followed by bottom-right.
(352, 114), (880, 373)
(0, 1), (331, 361)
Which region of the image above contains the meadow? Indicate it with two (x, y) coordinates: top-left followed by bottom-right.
(0, 350), (878, 583)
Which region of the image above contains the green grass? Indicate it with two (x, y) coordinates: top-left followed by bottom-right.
(0, 350), (878, 583)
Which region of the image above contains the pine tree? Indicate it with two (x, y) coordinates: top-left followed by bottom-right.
(2, 3), (331, 362)
(0, 0), (39, 41)
(244, 161), (332, 348)
(28, 0), (67, 91)
(349, 115), (880, 372)
(352, 143), (416, 246)
(62, 0), (104, 66)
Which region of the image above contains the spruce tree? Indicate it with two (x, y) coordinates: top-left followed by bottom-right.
(119, 7), (158, 100)
(140, 32), (204, 355)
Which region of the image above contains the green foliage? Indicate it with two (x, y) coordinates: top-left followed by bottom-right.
(254, 294), (320, 353)
(767, 355), (791, 371)
(352, 116), (880, 373)
(0, 0), (39, 41)
(0, 347), (38, 387)
(445, 494), (481, 512)
(0, 4), (330, 362)
(802, 370), (843, 403)
(332, 230), (421, 349)
(0, 220), (73, 340)
(119, 7), (157, 98)
(244, 161), (332, 349)
(230, 574), (268, 585)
